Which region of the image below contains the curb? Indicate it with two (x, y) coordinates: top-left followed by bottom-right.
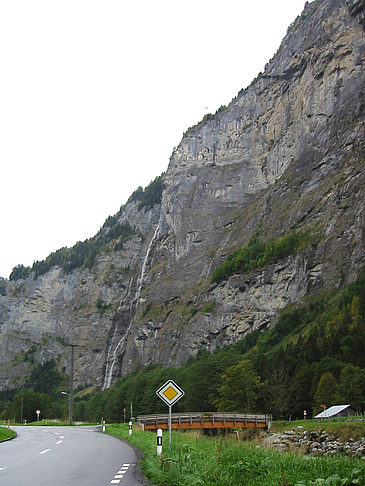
(0, 430), (17, 443)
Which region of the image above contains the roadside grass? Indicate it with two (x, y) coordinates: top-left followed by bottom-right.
(0, 427), (16, 442)
(106, 424), (364, 486)
(19, 420), (98, 426)
(272, 419), (365, 442)
(24, 420), (69, 426)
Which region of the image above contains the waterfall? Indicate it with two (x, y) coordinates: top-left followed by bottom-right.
(134, 217), (162, 301)
(102, 216), (162, 390)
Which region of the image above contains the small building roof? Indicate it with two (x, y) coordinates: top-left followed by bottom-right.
(314, 404), (351, 419)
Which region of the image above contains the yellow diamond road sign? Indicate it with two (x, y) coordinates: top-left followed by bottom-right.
(156, 380), (184, 407)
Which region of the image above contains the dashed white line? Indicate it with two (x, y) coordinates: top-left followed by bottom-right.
(39, 449), (51, 455)
(108, 463), (134, 484)
(56, 440), (62, 445)
(60, 435), (64, 439)
(0, 467), (5, 471)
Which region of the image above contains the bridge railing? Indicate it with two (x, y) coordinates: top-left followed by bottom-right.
(137, 412), (272, 430)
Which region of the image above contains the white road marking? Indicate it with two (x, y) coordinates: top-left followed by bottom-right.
(39, 449), (51, 454)
(109, 464), (130, 484)
(60, 435), (64, 439)
(0, 467), (5, 471)
(56, 440), (62, 445)
(54, 432), (59, 435)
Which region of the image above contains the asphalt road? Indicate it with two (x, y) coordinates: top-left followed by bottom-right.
(0, 425), (149, 486)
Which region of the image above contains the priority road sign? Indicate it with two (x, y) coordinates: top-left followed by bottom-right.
(156, 380), (185, 447)
(156, 380), (184, 407)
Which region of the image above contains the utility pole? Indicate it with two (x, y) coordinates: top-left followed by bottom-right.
(20, 385), (24, 424)
(69, 344), (74, 424)
(66, 343), (83, 425)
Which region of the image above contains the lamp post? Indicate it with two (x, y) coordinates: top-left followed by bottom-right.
(61, 391), (70, 423)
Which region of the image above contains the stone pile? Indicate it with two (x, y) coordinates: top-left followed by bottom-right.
(263, 428), (365, 458)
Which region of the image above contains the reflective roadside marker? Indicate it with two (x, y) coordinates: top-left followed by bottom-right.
(129, 421), (132, 436)
(157, 428), (162, 456)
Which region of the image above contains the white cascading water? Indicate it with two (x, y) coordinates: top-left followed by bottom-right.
(102, 216), (162, 389)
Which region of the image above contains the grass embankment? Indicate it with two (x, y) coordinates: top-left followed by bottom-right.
(272, 419), (365, 442)
(0, 427), (16, 442)
(106, 424), (364, 486)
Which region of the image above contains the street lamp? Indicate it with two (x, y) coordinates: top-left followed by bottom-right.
(61, 391), (71, 424)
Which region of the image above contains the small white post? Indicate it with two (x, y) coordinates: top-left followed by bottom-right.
(103, 420), (106, 432)
(157, 428), (162, 456)
(129, 420), (132, 436)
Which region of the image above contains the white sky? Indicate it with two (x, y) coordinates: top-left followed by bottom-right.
(0, 0), (307, 279)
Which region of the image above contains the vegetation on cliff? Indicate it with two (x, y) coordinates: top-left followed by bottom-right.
(211, 231), (313, 283)
(9, 221), (135, 280)
(8, 175), (164, 281)
(127, 174), (164, 211)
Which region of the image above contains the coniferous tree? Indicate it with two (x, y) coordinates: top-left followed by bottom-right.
(313, 372), (337, 416)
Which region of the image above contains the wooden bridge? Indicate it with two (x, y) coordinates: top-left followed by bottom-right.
(137, 412), (272, 431)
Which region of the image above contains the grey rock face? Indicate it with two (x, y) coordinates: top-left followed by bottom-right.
(0, 0), (364, 388)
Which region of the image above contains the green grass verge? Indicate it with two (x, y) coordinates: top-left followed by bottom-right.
(106, 424), (364, 486)
(0, 427), (16, 442)
(23, 420), (98, 426)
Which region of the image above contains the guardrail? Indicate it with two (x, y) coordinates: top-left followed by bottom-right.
(137, 412), (272, 430)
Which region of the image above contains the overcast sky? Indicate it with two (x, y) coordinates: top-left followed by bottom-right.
(0, 0), (307, 279)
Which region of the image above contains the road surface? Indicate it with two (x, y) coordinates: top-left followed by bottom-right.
(0, 425), (149, 486)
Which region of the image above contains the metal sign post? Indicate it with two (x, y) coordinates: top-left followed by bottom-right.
(168, 405), (172, 446)
(156, 380), (184, 448)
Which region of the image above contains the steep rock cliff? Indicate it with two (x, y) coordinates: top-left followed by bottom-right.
(0, 0), (364, 390)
